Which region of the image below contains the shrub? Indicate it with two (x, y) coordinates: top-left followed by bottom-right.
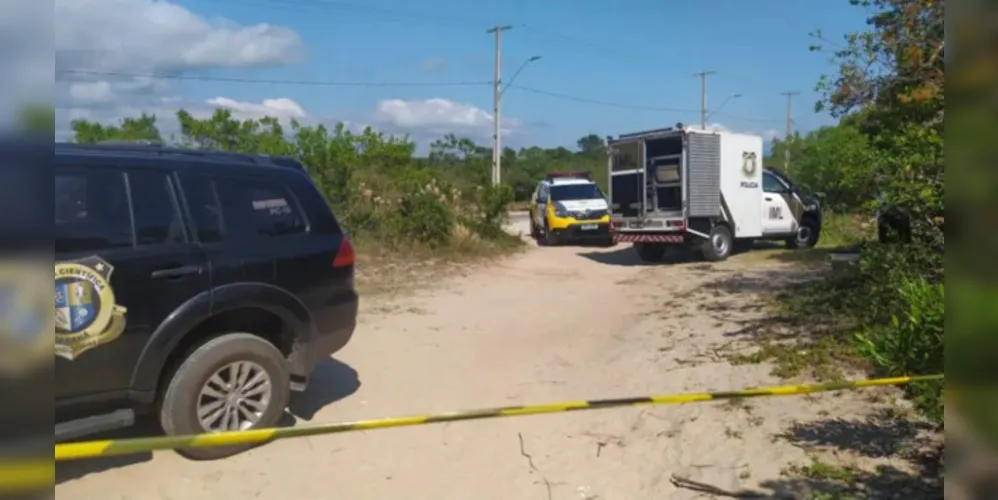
(856, 276), (944, 423)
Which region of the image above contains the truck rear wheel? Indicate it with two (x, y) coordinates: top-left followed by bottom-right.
(701, 225), (733, 262)
(634, 242), (666, 262)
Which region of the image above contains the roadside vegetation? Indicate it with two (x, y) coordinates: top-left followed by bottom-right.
(52, 107), (621, 288)
(728, 1), (945, 495)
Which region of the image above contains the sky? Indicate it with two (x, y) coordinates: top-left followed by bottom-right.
(32, 0), (873, 150)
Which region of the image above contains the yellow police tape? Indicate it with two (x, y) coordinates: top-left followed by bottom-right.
(55, 374), (943, 462)
(0, 459), (55, 491)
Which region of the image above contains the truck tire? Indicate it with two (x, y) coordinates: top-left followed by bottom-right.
(635, 242), (666, 262)
(529, 219), (540, 238)
(159, 333), (290, 460)
(786, 220), (820, 249)
(701, 224), (733, 262)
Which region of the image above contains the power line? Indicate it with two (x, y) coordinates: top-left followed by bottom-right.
(56, 70), (491, 87)
(56, 70), (784, 125)
(509, 85), (700, 113)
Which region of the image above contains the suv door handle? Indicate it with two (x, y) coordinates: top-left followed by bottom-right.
(764, 196), (773, 201)
(151, 265), (202, 279)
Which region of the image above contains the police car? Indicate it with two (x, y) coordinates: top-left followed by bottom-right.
(529, 171), (614, 246)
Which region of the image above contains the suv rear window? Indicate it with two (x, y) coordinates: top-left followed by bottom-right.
(214, 177), (306, 239)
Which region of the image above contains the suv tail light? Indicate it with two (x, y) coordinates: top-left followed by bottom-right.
(333, 237), (356, 267)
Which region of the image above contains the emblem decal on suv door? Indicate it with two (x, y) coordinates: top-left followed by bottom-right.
(54, 256), (128, 360)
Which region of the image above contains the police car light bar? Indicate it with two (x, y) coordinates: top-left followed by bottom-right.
(544, 171), (591, 182)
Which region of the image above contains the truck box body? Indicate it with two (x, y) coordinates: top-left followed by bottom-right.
(608, 127), (764, 242)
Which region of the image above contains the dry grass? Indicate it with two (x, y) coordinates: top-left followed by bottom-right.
(352, 227), (524, 296)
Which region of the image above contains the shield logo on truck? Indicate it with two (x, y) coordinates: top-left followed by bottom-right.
(741, 152), (758, 177)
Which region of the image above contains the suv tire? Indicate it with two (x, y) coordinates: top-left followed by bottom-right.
(701, 224), (733, 262)
(529, 217), (540, 238)
(635, 242), (666, 262)
(786, 220), (819, 249)
(159, 332), (290, 460)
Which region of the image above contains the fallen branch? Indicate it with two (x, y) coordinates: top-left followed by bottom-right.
(517, 432), (554, 500)
(669, 474), (778, 499)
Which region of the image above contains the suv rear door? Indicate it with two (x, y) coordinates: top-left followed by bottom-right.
(177, 168), (338, 295)
(55, 160), (211, 407)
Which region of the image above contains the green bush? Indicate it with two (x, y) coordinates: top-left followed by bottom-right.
(856, 276), (944, 423)
(460, 184), (513, 239)
(394, 183), (455, 248)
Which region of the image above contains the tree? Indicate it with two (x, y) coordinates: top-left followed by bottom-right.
(18, 104), (55, 135)
(812, 0), (943, 248)
(71, 113), (162, 144)
(576, 134), (606, 157)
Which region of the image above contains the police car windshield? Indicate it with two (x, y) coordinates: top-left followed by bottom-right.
(550, 183), (603, 201)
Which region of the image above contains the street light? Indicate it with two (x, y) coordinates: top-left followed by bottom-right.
(501, 55), (541, 96)
(706, 93), (743, 121)
(491, 55), (541, 186)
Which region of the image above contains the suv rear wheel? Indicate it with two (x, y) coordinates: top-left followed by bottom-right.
(159, 332), (290, 460)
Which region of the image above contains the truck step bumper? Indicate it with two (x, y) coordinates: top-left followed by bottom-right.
(613, 233), (685, 244)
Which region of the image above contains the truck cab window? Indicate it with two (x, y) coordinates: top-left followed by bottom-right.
(762, 172), (788, 193)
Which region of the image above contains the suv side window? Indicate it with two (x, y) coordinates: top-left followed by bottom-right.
(127, 170), (187, 246)
(538, 183), (549, 202)
(180, 176), (224, 244)
(55, 169), (133, 254)
(215, 177), (306, 239)
(762, 172), (788, 194)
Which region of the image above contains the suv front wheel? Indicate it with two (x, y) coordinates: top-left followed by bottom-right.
(159, 332), (290, 460)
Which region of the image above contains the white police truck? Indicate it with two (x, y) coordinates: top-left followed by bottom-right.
(607, 126), (823, 262)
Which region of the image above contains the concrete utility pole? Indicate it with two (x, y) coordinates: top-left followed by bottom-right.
(781, 91), (800, 171)
(487, 24), (512, 185)
(694, 70), (716, 129)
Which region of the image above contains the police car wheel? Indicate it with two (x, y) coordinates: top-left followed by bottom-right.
(543, 223), (559, 246)
(159, 332), (290, 460)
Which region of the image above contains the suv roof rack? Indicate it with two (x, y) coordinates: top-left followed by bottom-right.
(544, 170), (592, 182)
(55, 142), (305, 171)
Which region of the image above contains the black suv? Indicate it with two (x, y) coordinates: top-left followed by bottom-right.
(54, 143), (358, 459)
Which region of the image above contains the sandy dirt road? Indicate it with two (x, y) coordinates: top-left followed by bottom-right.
(55, 221), (927, 499)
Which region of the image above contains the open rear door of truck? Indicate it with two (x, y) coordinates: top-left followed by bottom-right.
(608, 140), (645, 218)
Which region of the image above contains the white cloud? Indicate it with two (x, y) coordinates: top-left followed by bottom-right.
(701, 122), (782, 141)
(0, 0), (54, 123)
(206, 97), (307, 121)
(47, 0), (306, 129)
(68, 81), (115, 104)
(420, 57), (447, 73)
(374, 98), (521, 139)
(56, 0), (304, 74)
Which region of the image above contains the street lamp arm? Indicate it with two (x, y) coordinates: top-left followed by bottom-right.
(705, 93), (743, 121)
(500, 56), (541, 96)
